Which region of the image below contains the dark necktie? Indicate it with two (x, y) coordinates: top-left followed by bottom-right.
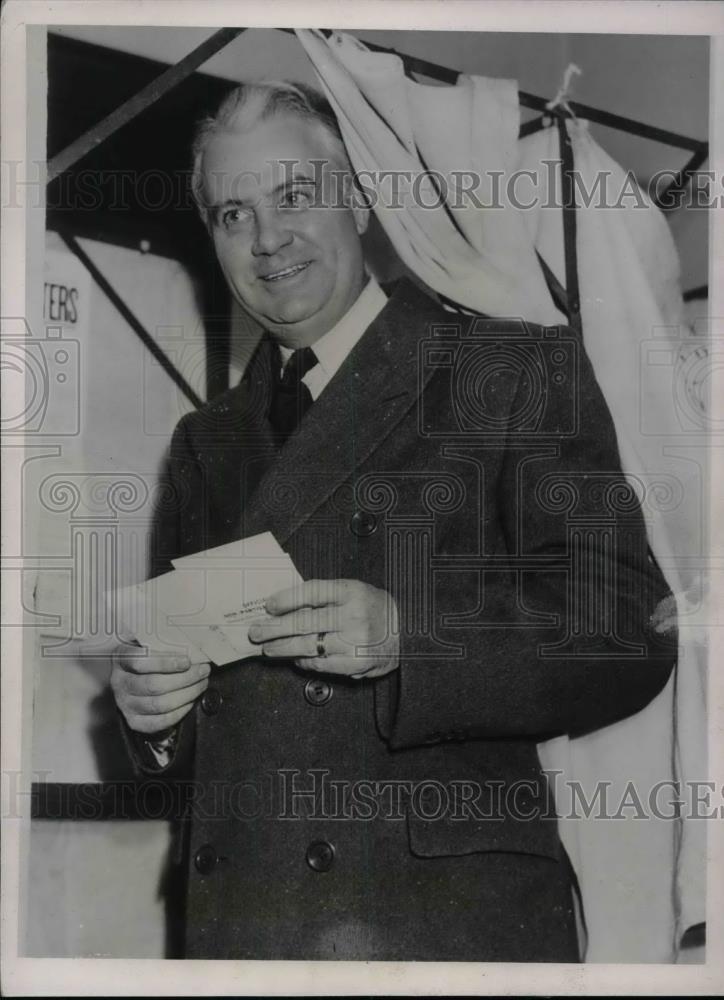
(269, 346), (318, 443)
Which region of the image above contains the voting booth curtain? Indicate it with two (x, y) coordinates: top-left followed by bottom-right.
(296, 27), (707, 963)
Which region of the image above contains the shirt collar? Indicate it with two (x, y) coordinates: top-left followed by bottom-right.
(278, 275), (388, 382)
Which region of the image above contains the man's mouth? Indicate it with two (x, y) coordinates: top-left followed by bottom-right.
(259, 262), (312, 283)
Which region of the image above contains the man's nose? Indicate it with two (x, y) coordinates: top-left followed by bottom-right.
(252, 208), (293, 256)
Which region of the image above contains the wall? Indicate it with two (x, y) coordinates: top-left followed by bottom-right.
(24, 232), (204, 957)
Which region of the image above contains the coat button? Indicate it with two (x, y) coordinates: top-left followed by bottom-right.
(306, 840), (335, 872)
(201, 687), (222, 715)
(304, 677), (333, 706)
(350, 510), (377, 536)
(194, 843), (218, 875)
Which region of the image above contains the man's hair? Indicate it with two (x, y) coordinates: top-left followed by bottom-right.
(190, 80), (349, 226)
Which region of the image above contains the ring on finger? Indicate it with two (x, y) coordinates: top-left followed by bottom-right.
(316, 632), (328, 658)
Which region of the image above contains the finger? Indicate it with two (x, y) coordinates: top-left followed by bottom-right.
(249, 606), (344, 643)
(116, 647), (195, 675)
(261, 631), (343, 660)
(266, 579), (353, 615)
(129, 662), (211, 698)
(125, 677), (209, 716)
(295, 654), (368, 677)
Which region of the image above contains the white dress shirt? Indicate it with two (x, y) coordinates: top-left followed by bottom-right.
(278, 275), (388, 399)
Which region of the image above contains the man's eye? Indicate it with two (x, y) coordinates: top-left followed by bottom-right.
(280, 189), (313, 209)
(220, 207), (251, 229)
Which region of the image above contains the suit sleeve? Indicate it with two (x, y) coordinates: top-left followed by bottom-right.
(385, 338), (677, 749)
(118, 708), (197, 779)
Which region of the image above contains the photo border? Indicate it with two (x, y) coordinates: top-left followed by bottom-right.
(2, 1), (723, 995)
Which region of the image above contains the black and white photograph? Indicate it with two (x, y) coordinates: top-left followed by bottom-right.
(1, 1), (722, 994)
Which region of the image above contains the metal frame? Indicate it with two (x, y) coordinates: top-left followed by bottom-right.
(50, 27), (709, 188)
(47, 28), (247, 183)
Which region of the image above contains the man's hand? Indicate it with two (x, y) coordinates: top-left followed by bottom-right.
(248, 579), (400, 679)
(110, 644), (211, 735)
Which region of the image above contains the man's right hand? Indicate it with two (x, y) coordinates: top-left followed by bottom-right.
(110, 644), (211, 735)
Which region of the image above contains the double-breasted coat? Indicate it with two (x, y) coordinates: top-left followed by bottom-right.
(128, 278), (676, 961)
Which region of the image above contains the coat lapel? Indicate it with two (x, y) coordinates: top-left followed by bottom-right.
(239, 279), (445, 546)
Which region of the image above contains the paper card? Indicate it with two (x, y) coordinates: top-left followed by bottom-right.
(109, 576), (209, 664)
(168, 532), (303, 663)
(171, 531), (293, 571)
(111, 533), (303, 666)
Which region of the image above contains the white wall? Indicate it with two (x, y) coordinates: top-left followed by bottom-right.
(24, 232), (205, 957)
(30, 231), (203, 782)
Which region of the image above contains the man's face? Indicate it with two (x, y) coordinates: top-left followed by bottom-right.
(200, 113), (369, 348)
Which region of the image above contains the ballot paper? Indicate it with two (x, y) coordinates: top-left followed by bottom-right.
(110, 533), (303, 666)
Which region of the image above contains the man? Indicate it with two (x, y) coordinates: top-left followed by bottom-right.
(111, 81), (676, 961)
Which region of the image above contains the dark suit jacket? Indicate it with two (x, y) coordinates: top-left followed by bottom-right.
(133, 278), (675, 961)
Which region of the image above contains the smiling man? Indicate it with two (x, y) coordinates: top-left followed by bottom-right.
(111, 81), (676, 962)
(199, 107), (369, 349)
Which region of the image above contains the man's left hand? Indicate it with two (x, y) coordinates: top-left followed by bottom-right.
(248, 579), (400, 679)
